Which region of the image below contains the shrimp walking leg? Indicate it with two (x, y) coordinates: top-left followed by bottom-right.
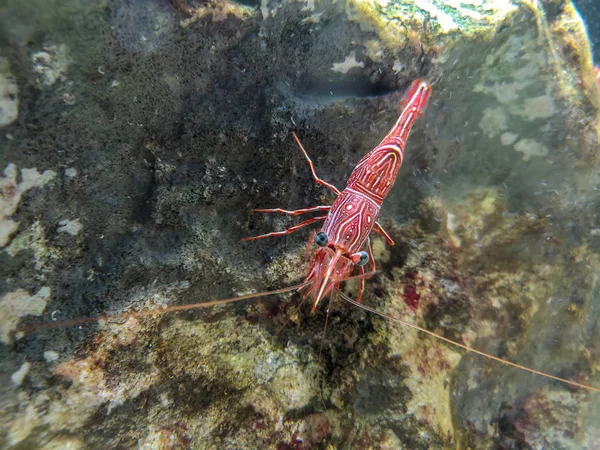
(374, 222), (394, 246)
(251, 206), (331, 216)
(242, 216), (327, 241)
(291, 131), (341, 196)
(356, 239), (376, 303)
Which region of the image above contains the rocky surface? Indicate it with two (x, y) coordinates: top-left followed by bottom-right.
(1, 0), (600, 448)
(573, 0), (600, 62)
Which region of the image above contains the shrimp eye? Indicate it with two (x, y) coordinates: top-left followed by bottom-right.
(315, 231), (328, 247)
(356, 251), (369, 266)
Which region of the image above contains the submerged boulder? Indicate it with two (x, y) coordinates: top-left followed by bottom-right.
(0, 0), (599, 448)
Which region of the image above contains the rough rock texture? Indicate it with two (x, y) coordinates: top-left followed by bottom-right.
(0, 57), (19, 127)
(1, 0), (600, 448)
(573, 0), (600, 62)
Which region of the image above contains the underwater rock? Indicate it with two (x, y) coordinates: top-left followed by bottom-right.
(56, 218), (82, 236)
(0, 287), (50, 344)
(177, 0), (255, 25)
(348, 0), (519, 52)
(0, 57), (18, 127)
(31, 44), (70, 87)
(10, 362), (30, 386)
(0, 164), (56, 247)
(112, 0), (176, 54)
(0, 0), (599, 448)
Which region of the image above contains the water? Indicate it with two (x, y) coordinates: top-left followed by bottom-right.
(1, 0), (600, 448)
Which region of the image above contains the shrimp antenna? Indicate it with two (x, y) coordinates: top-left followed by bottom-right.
(18, 282), (311, 335)
(18, 271), (377, 335)
(336, 289), (600, 393)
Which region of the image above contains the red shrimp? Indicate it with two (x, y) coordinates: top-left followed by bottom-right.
(21, 80), (600, 395)
(244, 79), (431, 311)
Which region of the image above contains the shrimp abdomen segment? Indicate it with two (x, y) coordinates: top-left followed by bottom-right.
(347, 79), (431, 204)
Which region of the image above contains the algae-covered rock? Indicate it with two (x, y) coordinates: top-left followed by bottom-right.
(1, 0), (599, 448)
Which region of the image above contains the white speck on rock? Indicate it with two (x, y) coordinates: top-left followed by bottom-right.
(513, 138), (549, 161)
(0, 57), (19, 127)
(500, 132), (518, 146)
(62, 92), (76, 105)
(0, 219), (18, 250)
(65, 167), (78, 178)
(0, 287), (51, 344)
(479, 107), (508, 138)
(11, 361), (30, 386)
(31, 44), (70, 86)
(1, 163), (57, 247)
(393, 60), (404, 73)
(298, 0), (316, 12)
(57, 218), (82, 236)
(44, 350), (60, 363)
(301, 10), (324, 23)
(331, 51), (364, 74)
(519, 94), (556, 119)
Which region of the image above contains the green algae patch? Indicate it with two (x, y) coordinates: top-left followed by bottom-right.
(156, 314), (279, 391)
(179, 0), (256, 26)
(352, 185), (600, 447)
(346, 0), (518, 53)
(2, 0), (600, 448)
